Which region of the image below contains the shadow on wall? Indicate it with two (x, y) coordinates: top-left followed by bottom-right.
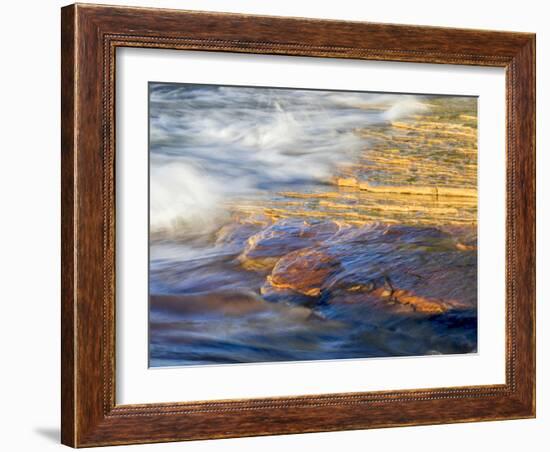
(34, 427), (59, 443)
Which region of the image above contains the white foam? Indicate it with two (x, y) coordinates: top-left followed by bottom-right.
(149, 85), (428, 233)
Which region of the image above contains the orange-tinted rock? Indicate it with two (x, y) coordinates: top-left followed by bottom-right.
(336, 177), (359, 188)
(376, 288), (447, 314)
(330, 286), (450, 314)
(257, 223), (476, 312)
(239, 220), (339, 272)
(327, 291), (414, 315)
(456, 242), (476, 251)
(262, 248), (339, 297)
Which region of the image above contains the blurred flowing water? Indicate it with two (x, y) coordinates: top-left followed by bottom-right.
(149, 83), (478, 367)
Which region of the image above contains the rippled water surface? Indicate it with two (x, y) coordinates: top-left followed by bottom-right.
(149, 83), (478, 367)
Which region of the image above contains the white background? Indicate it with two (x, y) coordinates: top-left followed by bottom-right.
(0, 0), (546, 451)
(118, 49), (505, 404)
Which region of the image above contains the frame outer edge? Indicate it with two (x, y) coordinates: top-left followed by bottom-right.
(60, 3), (536, 447)
(61, 3), (77, 448)
(514, 35), (536, 416)
(531, 35), (536, 417)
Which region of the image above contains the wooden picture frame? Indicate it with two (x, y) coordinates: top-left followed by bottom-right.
(61, 3), (535, 447)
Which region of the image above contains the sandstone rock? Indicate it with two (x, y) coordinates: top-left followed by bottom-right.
(456, 242), (476, 251)
(358, 180), (476, 199)
(328, 285), (449, 315)
(252, 222), (477, 313)
(336, 177), (359, 188)
(373, 287), (448, 314)
(239, 219), (339, 272)
(262, 248), (340, 297)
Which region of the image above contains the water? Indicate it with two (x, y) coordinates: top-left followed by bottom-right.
(148, 83), (478, 367)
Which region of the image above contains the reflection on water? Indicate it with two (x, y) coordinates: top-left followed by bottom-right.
(149, 83), (478, 367)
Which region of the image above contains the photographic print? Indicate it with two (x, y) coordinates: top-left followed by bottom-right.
(148, 82), (478, 367)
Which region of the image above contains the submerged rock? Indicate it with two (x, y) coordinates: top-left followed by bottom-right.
(260, 222), (477, 313)
(262, 248), (340, 297)
(331, 286), (449, 314)
(238, 219), (340, 272)
(384, 288), (447, 313)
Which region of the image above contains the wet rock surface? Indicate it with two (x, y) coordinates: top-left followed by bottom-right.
(260, 223), (476, 311)
(238, 219), (340, 272)
(263, 248), (340, 298)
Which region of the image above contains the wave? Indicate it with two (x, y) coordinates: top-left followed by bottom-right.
(149, 84), (430, 234)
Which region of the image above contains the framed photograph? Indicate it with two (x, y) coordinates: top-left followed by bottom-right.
(61, 3), (535, 447)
